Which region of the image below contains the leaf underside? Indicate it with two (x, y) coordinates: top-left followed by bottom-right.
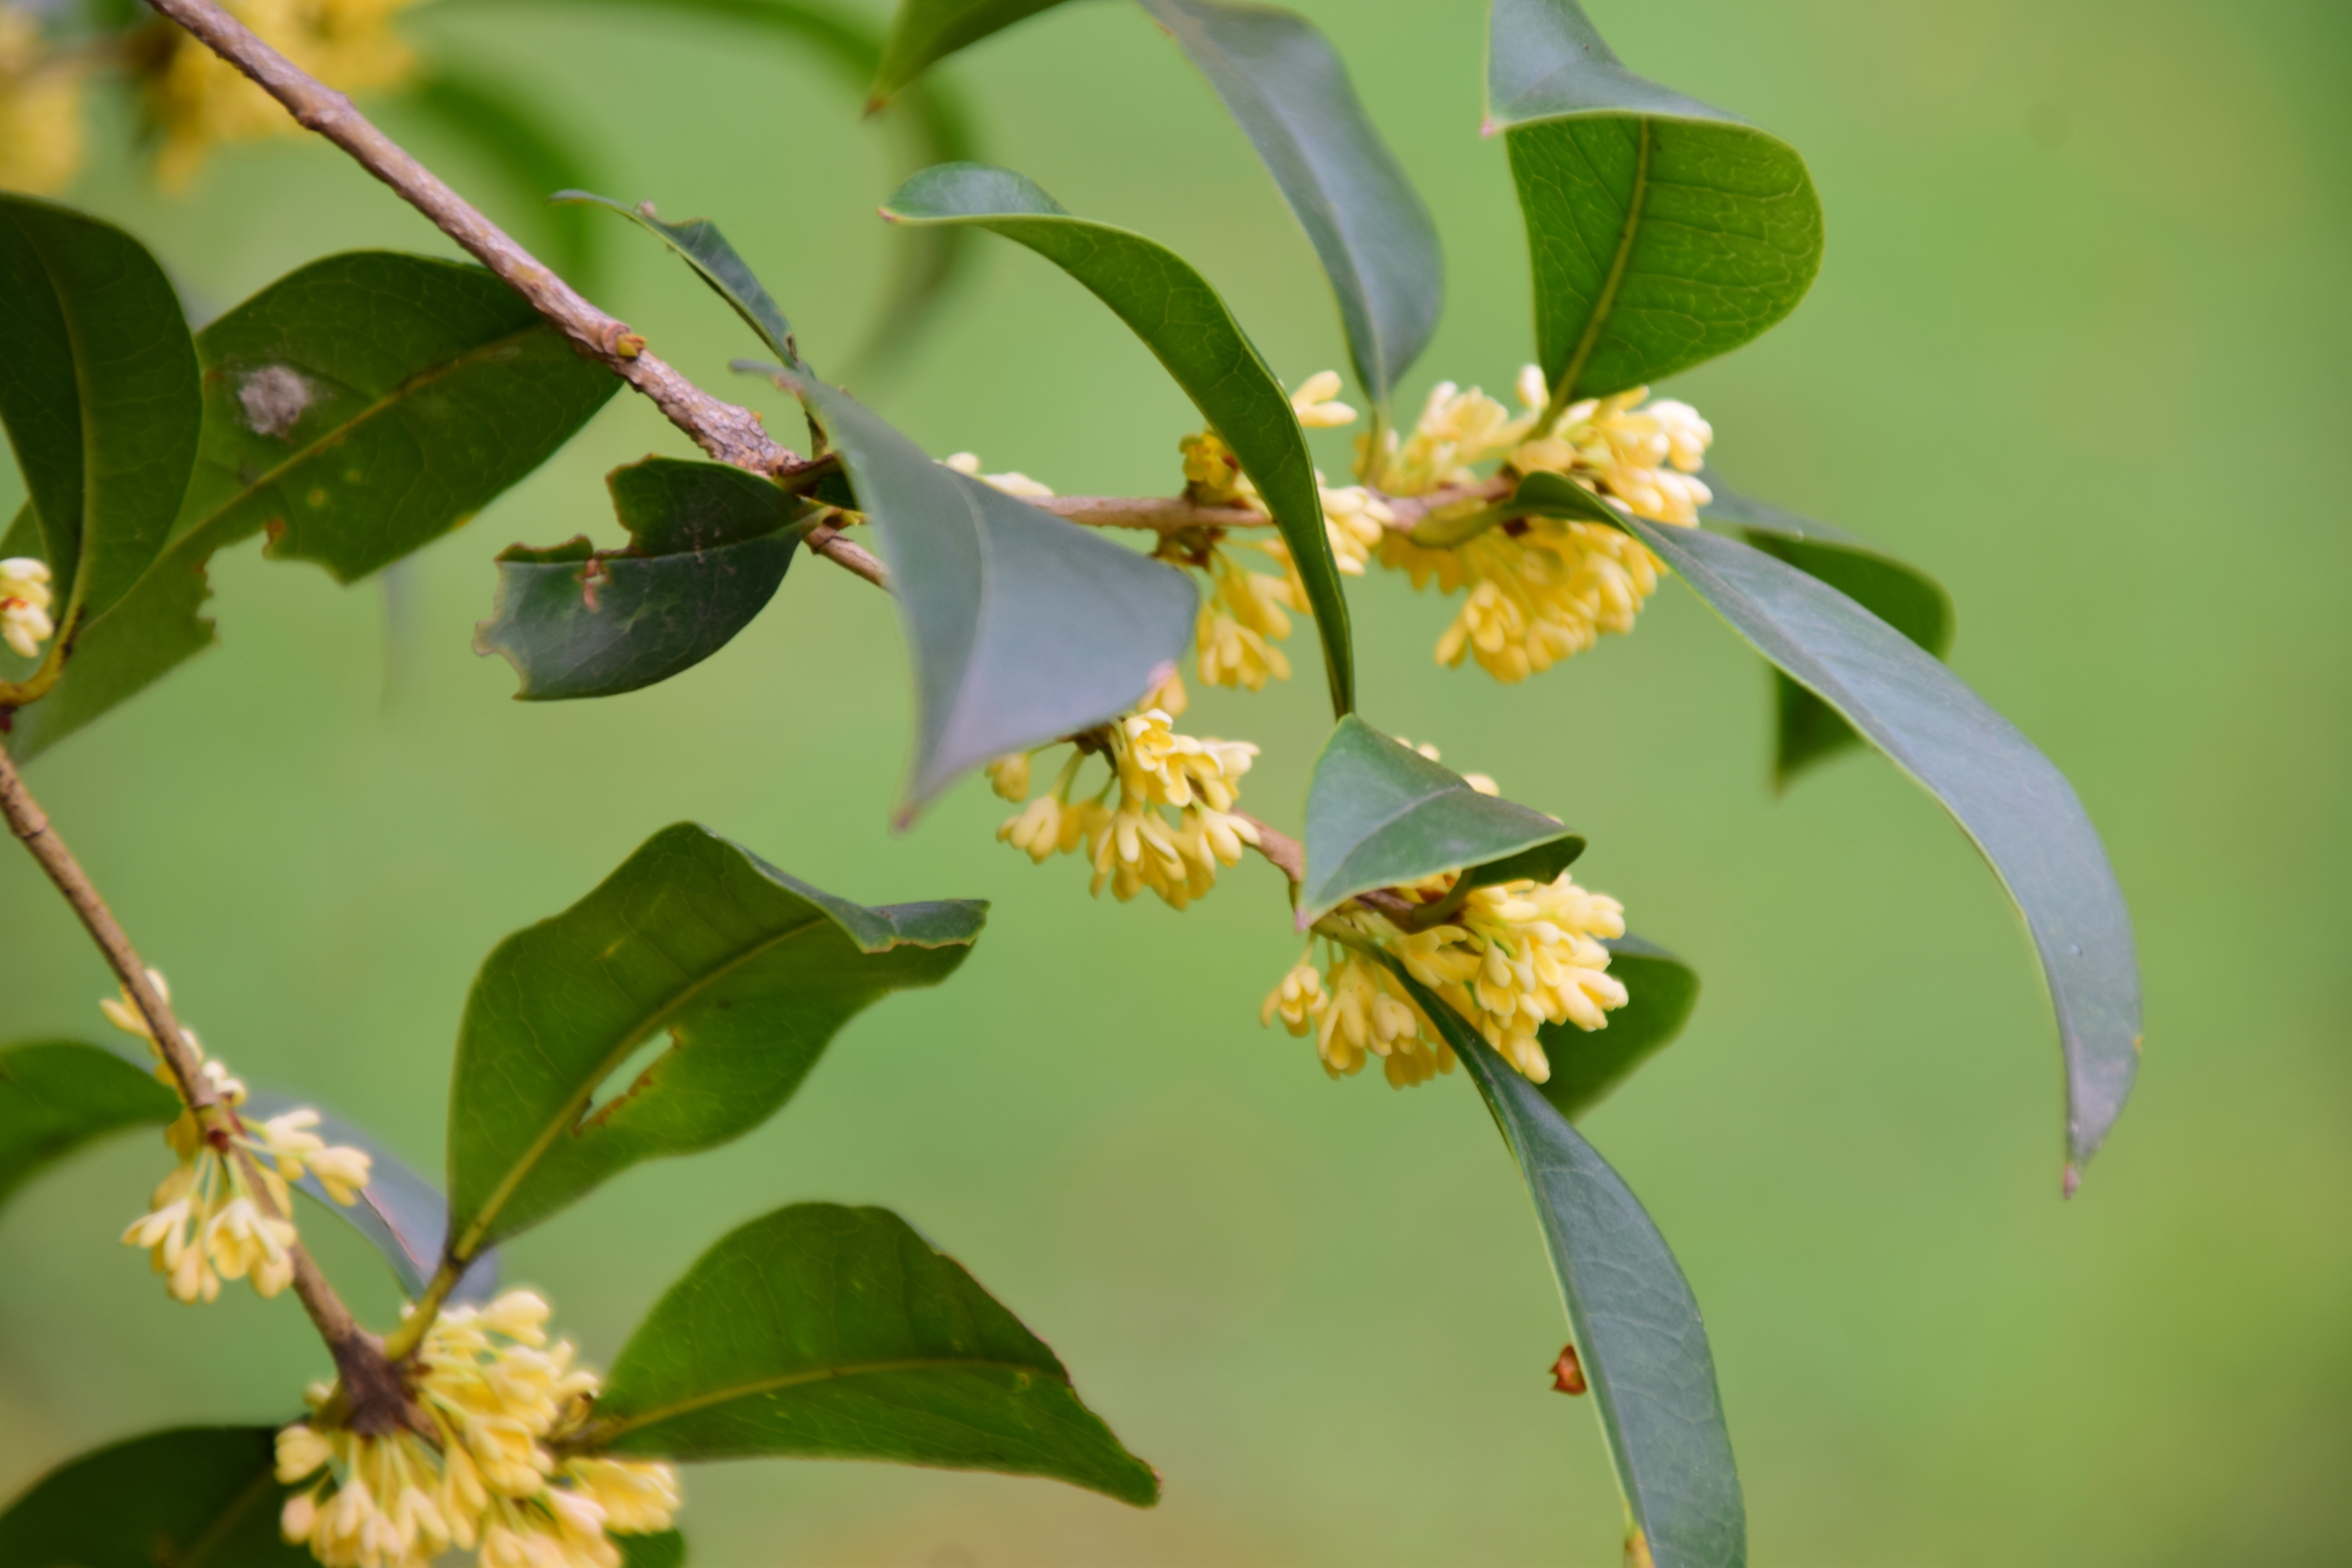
(0, 1427), (308, 1566)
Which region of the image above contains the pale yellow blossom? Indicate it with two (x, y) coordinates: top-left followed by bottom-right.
(1290, 369), (1358, 429)
(0, 554), (54, 661)
(0, 9), (83, 196)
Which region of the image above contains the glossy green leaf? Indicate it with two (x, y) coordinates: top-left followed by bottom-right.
(1700, 472), (1955, 788)
(0, 1040), (177, 1210)
(476, 458), (809, 700)
(0, 1427), (307, 1566)
(771, 366), (1196, 816)
(1487, 0), (1823, 405)
(446, 824), (985, 1260)
(884, 162), (1352, 714)
(577, 1203), (1160, 1505)
(622, 1531), (688, 1568)
(1138, 0), (1440, 403)
(1538, 936), (1700, 1123)
(6, 252), (620, 760)
(0, 194), (202, 626)
(1628, 518), (2140, 1178)
(407, 71), (603, 288)
(1384, 960), (1743, 1568)
(1298, 714), (1582, 924)
(870, 0), (1076, 106)
(558, 192), (800, 365)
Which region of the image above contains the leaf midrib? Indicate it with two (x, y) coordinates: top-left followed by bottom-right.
(587, 1354), (1065, 1446)
(1554, 117), (1650, 404)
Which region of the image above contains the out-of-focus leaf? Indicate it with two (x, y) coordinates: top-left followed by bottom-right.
(476, 458), (808, 700)
(0, 1040), (176, 1210)
(445, 824), (985, 1261)
(1298, 714), (1582, 924)
(622, 1531), (688, 1567)
(1628, 517), (2140, 1180)
(7, 252), (619, 760)
(407, 71), (604, 288)
(1487, 0), (1822, 405)
(1537, 936), (1699, 1123)
(1700, 471), (1955, 788)
(576, 1203), (1160, 1504)
(1386, 960), (1744, 1568)
(869, 0), (1076, 106)
(772, 366), (1196, 817)
(558, 192), (800, 366)
(0, 1426), (307, 1566)
(1138, 0), (1439, 405)
(0, 194), (201, 626)
(883, 162), (1352, 716)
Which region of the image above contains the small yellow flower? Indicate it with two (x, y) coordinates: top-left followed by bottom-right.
(1179, 430), (1253, 506)
(984, 752), (1031, 802)
(0, 554), (54, 660)
(1290, 369), (1358, 429)
(0, 10), (84, 197)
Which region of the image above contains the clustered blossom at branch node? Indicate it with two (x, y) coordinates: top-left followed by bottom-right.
(277, 1290), (680, 1568)
(105, 971), (374, 1303)
(0, 556), (53, 661)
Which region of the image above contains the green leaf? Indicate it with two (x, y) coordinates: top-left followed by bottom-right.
(1298, 714), (1583, 924)
(883, 162), (1353, 716)
(446, 824), (985, 1260)
(1699, 471), (1956, 788)
(1628, 518), (2140, 1179)
(0, 1040), (177, 1211)
(577, 1203), (1160, 1506)
(475, 458), (809, 700)
(1138, 0), (1441, 404)
(0, 194), (202, 626)
(0, 1427), (307, 1566)
(1538, 936), (1700, 1123)
(558, 192), (800, 366)
(407, 71), (604, 289)
(770, 366), (1196, 816)
(1409, 466), (1623, 548)
(6, 252), (620, 760)
(1487, 0), (1823, 404)
(622, 1531), (688, 1568)
(870, 0), (1076, 106)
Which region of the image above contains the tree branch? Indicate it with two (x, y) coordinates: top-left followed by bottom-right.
(1036, 479), (1507, 537)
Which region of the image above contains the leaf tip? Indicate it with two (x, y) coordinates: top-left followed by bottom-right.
(1479, 115), (1503, 139)
(2062, 1162), (2082, 1200)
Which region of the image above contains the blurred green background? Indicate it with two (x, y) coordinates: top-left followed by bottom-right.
(3, 0), (2347, 1562)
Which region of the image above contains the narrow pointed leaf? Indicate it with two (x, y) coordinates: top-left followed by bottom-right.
(0, 1040), (178, 1210)
(408, 71), (604, 287)
(1138, 0), (1441, 402)
(446, 824), (985, 1260)
(0, 1427), (307, 1566)
(883, 162), (1353, 716)
(1699, 473), (1955, 787)
(476, 458), (809, 700)
(1299, 714), (1582, 924)
(579, 1203), (1160, 1505)
(1385, 960), (1744, 1568)
(869, 0), (1076, 105)
(560, 192), (800, 366)
(1628, 518), (2140, 1177)
(771, 366), (1195, 816)
(1487, 0), (1823, 402)
(7, 252), (619, 760)
(1538, 936), (1700, 1122)
(0, 194), (202, 625)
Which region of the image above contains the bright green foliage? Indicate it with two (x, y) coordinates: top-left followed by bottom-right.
(7, 252), (619, 760)
(0, 195), (201, 627)
(445, 824), (985, 1259)
(0, 1427), (307, 1566)
(1538, 937), (1700, 1122)
(583, 1203), (1161, 1505)
(408, 71), (604, 287)
(1629, 518), (2140, 1177)
(869, 0), (1075, 106)
(1298, 715), (1583, 924)
(1139, 0), (1441, 404)
(771, 366), (1196, 817)
(560, 191), (800, 365)
(884, 162), (1354, 717)
(1700, 474), (1956, 786)
(1487, 0), (1822, 403)
(0, 1041), (176, 1210)
(1392, 960), (1744, 1568)
(477, 458), (810, 700)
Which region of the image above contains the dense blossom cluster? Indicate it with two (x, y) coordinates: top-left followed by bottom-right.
(0, 555), (53, 662)
(277, 1291), (679, 1567)
(107, 971), (373, 1303)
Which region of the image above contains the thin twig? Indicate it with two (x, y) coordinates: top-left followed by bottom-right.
(1036, 480), (1507, 538)
(1238, 811), (1302, 884)
(0, 746), (414, 1433)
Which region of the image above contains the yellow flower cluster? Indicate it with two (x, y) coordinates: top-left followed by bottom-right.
(1, 555), (55, 661)
(991, 690), (1261, 911)
(106, 971), (372, 1304)
(278, 1291), (679, 1568)
(0, 7), (83, 195)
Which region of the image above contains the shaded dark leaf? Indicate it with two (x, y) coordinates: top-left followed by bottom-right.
(0, 1040), (177, 1211)
(1537, 936), (1700, 1122)
(622, 1531), (688, 1568)
(0, 1427), (307, 1566)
